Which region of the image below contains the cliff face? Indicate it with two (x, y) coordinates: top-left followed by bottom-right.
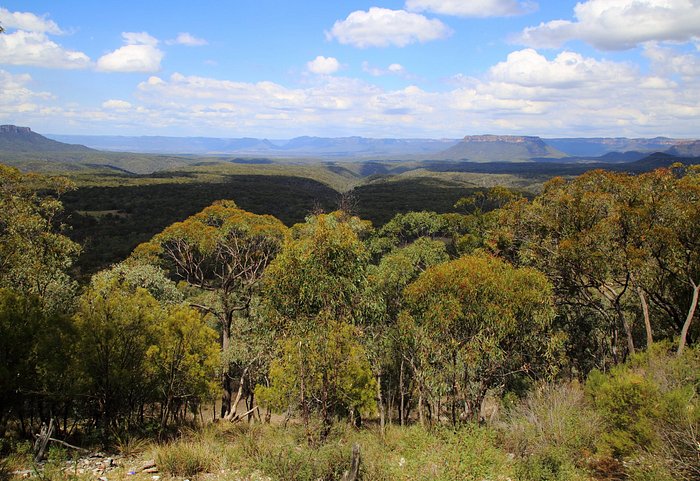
(667, 140), (700, 157)
(0, 125), (32, 134)
(437, 135), (566, 162)
(460, 135), (544, 144)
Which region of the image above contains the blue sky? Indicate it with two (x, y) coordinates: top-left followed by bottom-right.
(1, 0), (699, 138)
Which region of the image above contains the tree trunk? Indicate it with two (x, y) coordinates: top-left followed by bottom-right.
(399, 359), (405, 426)
(637, 286), (653, 347)
(615, 301), (636, 356)
(677, 283), (700, 356)
(418, 391), (424, 427)
(220, 318), (233, 418)
(226, 367), (249, 421)
(376, 371), (385, 433)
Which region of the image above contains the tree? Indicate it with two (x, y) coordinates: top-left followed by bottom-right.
(146, 305), (218, 429)
(134, 200), (287, 417)
(367, 237), (449, 427)
(492, 171), (645, 368)
(402, 254), (561, 424)
(262, 212), (376, 434)
(0, 164), (80, 313)
(0, 289), (75, 435)
(637, 166), (700, 355)
(74, 275), (160, 430)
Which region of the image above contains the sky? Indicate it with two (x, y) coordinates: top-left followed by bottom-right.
(0, 0), (699, 139)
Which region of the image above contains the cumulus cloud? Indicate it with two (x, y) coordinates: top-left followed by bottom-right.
(327, 7), (452, 48)
(0, 8), (91, 69)
(102, 99), (133, 110)
(167, 32), (208, 46)
(644, 43), (700, 78)
(0, 7), (63, 34)
(307, 56), (340, 75)
(406, 0), (537, 17)
(517, 0), (700, 50)
(10, 45), (700, 138)
(0, 69), (53, 118)
(488, 48), (635, 88)
(97, 32), (163, 72)
(123, 45), (700, 138)
(0, 31), (91, 69)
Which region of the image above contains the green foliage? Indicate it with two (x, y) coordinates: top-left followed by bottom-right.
(91, 261), (183, 304)
(73, 270), (217, 429)
(261, 212), (377, 426)
(147, 305), (219, 427)
(0, 288), (77, 426)
(73, 276), (161, 427)
(264, 211), (370, 329)
(586, 344), (700, 479)
(257, 320), (376, 419)
(402, 253), (562, 419)
(0, 164), (80, 313)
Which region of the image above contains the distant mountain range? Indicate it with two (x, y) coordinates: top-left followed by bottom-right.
(47, 131), (699, 161)
(48, 133), (458, 158)
(1, 125), (698, 175)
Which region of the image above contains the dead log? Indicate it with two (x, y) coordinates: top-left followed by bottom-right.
(341, 443), (361, 481)
(33, 419), (54, 462)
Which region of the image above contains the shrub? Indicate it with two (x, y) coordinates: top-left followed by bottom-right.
(501, 382), (600, 480)
(155, 440), (218, 477)
(586, 344), (700, 479)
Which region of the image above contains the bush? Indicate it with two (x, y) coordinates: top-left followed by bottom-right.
(586, 344), (700, 479)
(155, 440), (218, 477)
(501, 382), (599, 480)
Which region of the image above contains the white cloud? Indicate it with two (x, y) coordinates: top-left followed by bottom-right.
(406, 0), (537, 17)
(0, 8), (90, 69)
(97, 32), (163, 73)
(0, 69), (53, 118)
(122, 46), (700, 138)
(517, 0), (700, 50)
(0, 7), (63, 34)
(167, 32), (208, 46)
(0, 30), (91, 69)
(327, 7), (452, 48)
(122, 31), (159, 46)
(644, 43), (700, 78)
(10, 47), (700, 138)
(362, 62), (407, 76)
(102, 99), (133, 110)
(488, 49), (635, 88)
(307, 56), (340, 75)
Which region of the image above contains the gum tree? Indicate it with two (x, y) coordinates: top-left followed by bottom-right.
(134, 200), (287, 417)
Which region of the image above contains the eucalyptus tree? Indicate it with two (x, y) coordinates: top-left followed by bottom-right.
(402, 254), (560, 425)
(368, 237), (449, 426)
(133, 200), (287, 417)
(0, 164), (80, 313)
(260, 212), (376, 433)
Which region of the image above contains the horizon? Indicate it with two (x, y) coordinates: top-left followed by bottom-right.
(1, 1), (699, 139)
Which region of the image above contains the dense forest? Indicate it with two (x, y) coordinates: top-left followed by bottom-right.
(1, 161), (699, 481)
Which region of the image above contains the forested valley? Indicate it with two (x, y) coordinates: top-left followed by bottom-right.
(1, 162), (699, 481)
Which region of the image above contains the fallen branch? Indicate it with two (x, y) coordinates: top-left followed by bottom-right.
(230, 405), (258, 423)
(45, 437), (89, 453)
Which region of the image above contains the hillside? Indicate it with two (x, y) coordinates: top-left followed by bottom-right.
(48, 133), (459, 158)
(0, 125), (93, 153)
(435, 135), (566, 162)
(545, 136), (689, 156)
